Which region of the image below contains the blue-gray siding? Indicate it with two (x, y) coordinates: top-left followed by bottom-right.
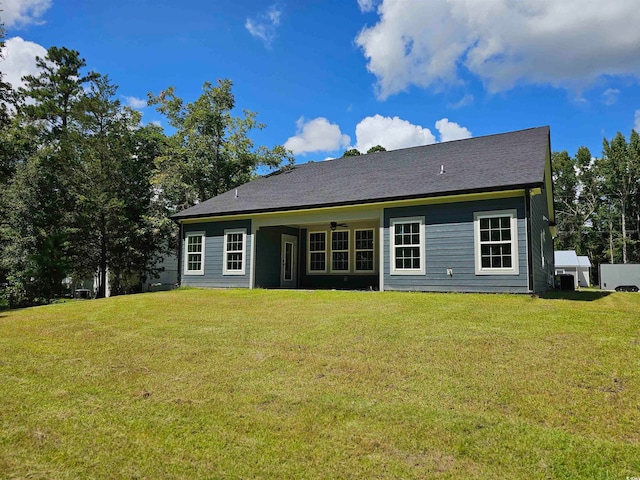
(383, 197), (529, 293)
(181, 220), (252, 288)
(529, 186), (555, 293)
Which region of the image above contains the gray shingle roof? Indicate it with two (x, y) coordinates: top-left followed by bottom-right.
(172, 126), (550, 220)
(555, 250), (580, 267)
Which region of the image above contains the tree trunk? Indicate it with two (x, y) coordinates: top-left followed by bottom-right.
(97, 211), (107, 298)
(621, 202), (627, 264)
(609, 221), (614, 263)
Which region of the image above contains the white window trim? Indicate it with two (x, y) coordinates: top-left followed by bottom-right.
(390, 216), (426, 275)
(329, 229), (350, 273)
(184, 231), (205, 276)
(474, 209), (519, 276)
(223, 228), (247, 276)
(354, 228), (376, 273)
(307, 230), (327, 273)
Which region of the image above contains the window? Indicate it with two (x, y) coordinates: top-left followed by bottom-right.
(331, 230), (349, 272)
(223, 229), (246, 275)
(185, 232), (205, 275)
(308, 231), (326, 272)
(474, 210), (519, 275)
(390, 217), (425, 275)
(355, 229), (375, 272)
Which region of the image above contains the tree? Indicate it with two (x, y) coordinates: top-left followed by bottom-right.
(148, 79), (292, 212)
(552, 150), (580, 250)
(600, 131), (640, 263)
(342, 148), (361, 157)
(367, 145), (386, 153)
(3, 47), (97, 302)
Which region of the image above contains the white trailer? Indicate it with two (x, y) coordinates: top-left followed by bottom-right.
(599, 264), (640, 292)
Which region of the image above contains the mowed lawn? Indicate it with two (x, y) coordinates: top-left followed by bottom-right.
(0, 289), (639, 479)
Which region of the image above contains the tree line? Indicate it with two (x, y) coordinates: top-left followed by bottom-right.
(553, 131), (640, 278)
(0, 38), (291, 308)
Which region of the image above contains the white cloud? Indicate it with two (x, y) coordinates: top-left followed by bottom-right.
(284, 117), (350, 155)
(355, 0), (640, 98)
(601, 88), (620, 106)
(352, 115), (472, 152)
(353, 114), (436, 152)
(634, 110), (640, 132)
(123, 96), (147, 109)
(2, 0), (51, 28)
(357, 0), (379, 13)
(1, 37), (47, 90)
(435, 118), (472, 142)
(448, 94), (474, 109)
(245, 5), (282, 48)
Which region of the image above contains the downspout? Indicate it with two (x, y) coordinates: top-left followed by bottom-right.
(297, 227), (301, 289)
(177, 221), (183, 287)
(525, 189), (534, 293)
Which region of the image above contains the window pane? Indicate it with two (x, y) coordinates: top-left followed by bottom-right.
(355, 230), (374, 250)
(310, 252), (325, 271)
(355, 251), (373, 271)
(503, 256), (512, 268)
(309, 232), (326, 252)
(332, 252), (348, 271)
(501, 217), (510, 228)
(332, 231), (348, 251)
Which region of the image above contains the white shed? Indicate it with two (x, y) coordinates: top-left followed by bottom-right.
(555, 250), (591, 288)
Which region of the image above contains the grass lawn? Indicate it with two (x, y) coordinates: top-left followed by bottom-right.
(0, 288), (639, 479)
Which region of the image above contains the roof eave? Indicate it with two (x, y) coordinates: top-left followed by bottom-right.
(170, 182), (543, 222)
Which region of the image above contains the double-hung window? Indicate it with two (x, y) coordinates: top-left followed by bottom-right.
(308, 231), (327, 272)
(185, 232), (205, 275)
(390, 217), (425, 275)
(474, 210), (519, 275)
(223, 229), (246, 275)
(355, 229), (375, 272)
(331, 231), (349, 272)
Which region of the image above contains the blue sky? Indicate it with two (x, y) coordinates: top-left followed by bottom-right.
(3, 0), (640, 163)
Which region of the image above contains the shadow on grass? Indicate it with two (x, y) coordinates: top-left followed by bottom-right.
(541, 290), (612, 301)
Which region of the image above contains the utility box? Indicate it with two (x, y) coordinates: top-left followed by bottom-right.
(557, 274), (575, 291)
(599, 264), (640, 292)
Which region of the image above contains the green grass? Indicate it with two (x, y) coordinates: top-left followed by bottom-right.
(0, 289), (639, 479)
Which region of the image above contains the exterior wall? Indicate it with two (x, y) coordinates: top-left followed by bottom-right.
(255, 226), (300, 288)
(383, 197), (529, 293)
(577, 267), (590, 287)
(529, 187), (555, 293)
(144, 253), (179, 291)
(181, 219), (252, 288)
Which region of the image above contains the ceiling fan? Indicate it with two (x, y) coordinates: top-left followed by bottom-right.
(330, 221), (348, 231)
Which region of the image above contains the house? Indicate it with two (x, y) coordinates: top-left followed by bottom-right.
(554, 250), (591, 288)
(171, 126), (556, 293)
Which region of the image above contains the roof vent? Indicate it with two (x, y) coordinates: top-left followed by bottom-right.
(235, 189), (238, 198)
(439, 164), (445, 175)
